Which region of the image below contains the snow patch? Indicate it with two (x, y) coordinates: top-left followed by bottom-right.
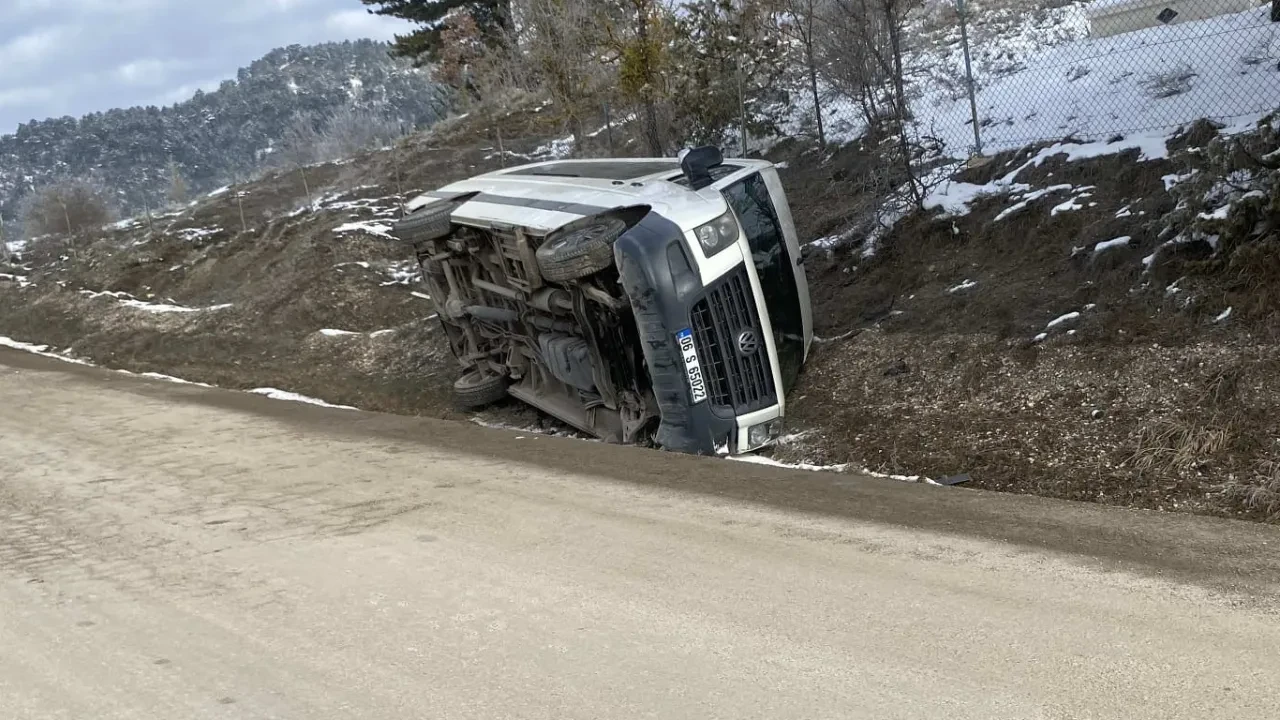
(1047, 311), (1081, 329)
(1050, 197), (1084, 216)
(119, 300), (232, 314)
(248, 388), (356, 410)
(1198, 204), (1232, 221)
(1163, 170), (1198, 191)
(0, 336), (93, 365)
(808, 234), (842, 249)
(80, 290), (231, 314)
(532, 136), (575, 160)
(924, 180), (1025, 217)
(728, 453), (929, 483)
(137, 371), (211, 387)
(333, 221), (394, 239)
(469, 417), (586, 439)
(729, 454), (852, 473)
(993, 184), (1074, 221)
(176, 227), (222, 241)
(1000, 132), (1171, 188)
(947, 279), (978, 294)
(1093, 236), (1132, 255)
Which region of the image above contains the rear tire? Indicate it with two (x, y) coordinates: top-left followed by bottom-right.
(393, 201), (455, 244)
(535, 216), (627, 282)
(452, 369), (509, 409)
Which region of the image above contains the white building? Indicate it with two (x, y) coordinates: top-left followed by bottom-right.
(1088, 0), (1262, 37)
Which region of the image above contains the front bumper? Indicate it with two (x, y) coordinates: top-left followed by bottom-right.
(615, 211), (781, 455)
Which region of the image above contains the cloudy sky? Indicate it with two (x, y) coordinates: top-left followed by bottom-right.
(0, 0), (412, 134)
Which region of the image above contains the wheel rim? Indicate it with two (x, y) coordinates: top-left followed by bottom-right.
(457, 370), (495, 389)
(547, 218), (625, 251)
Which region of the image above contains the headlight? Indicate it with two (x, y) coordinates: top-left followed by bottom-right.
(693, 210), (740, 257)
(747, 419), (782, 449)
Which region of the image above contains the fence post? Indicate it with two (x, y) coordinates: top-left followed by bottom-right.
(738, 64), (749, 157)
(236, 190), (247, 233)
(393, 151), (406, 218)
(957, 0), (983, 155)
(604, 100), (615, 157)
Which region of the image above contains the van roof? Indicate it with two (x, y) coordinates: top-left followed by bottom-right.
(421, 156), (774, 235)
(480, 156), (773, 185)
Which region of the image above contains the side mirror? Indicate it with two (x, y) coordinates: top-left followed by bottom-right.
(680, 146), (724, 190)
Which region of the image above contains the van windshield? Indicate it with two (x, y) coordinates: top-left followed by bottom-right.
(721, 173), (805, 392)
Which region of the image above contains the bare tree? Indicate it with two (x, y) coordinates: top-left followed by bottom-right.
(167, 159), (189, 206)
(820, 0), (926, 205)
(0, 215), (10, 264)
(521, 0), (610, 152)
(277, 112), (321, 206)
(602, 0), (673, 155)
(19, 179), (115, 241)
(780, 0), (825, 145)
(317, 105), (406, 161)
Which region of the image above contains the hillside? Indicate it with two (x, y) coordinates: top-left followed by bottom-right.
(2, 100), (1280, 521)
(1, 2), (1279, 522)
(0, 40), (448, 227)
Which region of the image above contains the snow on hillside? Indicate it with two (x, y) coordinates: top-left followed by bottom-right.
(791, 3), (1280, 155)
(925, 5), (1280, 151)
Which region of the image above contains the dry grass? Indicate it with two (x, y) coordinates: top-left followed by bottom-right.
(1224, 460), (1280, 520)
(1127, 419), (1237, 474)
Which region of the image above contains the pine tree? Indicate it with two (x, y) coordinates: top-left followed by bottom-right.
(360, 0), (513, 64)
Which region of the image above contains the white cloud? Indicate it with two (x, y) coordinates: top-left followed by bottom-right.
(0, 86), (55, 109)
(324, 9), (406, 41)
(154, 77), (229, 106)
(116, 59), (185, 87)
(15, 0), (166, 13)
(0, 27), (69, 69)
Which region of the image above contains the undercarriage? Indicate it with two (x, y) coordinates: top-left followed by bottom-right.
(412, 209), (660, 444)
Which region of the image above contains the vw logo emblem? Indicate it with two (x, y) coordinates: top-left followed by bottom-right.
(736, 329), (759, 356)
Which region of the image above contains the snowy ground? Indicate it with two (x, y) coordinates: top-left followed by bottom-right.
(79, 289), (233, 314)
(783, 4), (1280, 156)
(922, 5), (1280, 152)
(0, 333), (357, 410)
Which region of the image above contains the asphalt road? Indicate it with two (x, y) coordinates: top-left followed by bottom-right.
(3, 347), (1280, 719)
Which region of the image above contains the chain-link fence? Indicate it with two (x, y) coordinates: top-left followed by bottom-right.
(808, 0), (1280, 157)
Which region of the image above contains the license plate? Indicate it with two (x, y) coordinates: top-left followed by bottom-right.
(676, 328), (708, 404)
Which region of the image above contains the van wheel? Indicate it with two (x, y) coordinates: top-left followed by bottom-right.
(392, 201), (455, 244)
(452, 369), (509, 409)
(535, 216), (628, 282)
